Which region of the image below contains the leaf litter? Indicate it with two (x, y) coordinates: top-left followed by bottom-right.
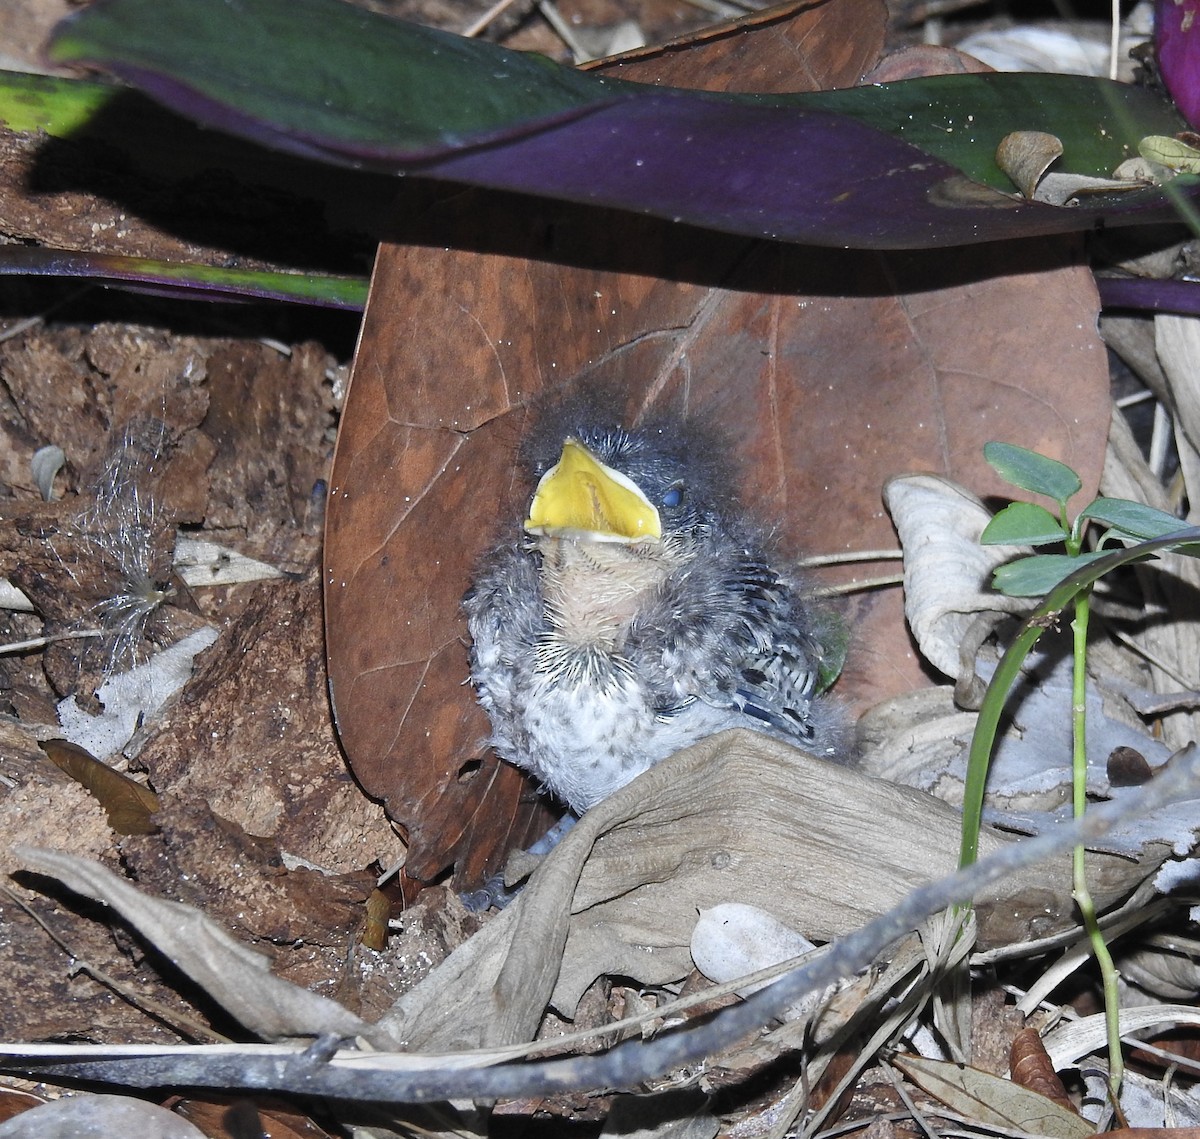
(1, 0), (1200, 1136)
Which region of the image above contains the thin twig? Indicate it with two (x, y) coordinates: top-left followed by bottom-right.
(0, 629), (104, 655)
(1108, 624), (1198, 689)
(797, 549), (903, 568)
(677, 0), (751, 15)
(811, 573), (905, 597)
(462, 0), (523, 37)
(884, 1058), (942, 1139)
(1149, 401), (1172, 481)
(1114, 388), (1155, 410)
(1109, 0), (1120, 81)
(536, 0), (589, 61)
(0, 885), (225, 1044)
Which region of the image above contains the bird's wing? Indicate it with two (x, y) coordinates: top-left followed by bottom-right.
(624, 544), (823, 745)
(721, 556), (822, 743)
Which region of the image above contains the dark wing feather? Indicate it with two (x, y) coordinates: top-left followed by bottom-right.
(622, 535), (824, 746)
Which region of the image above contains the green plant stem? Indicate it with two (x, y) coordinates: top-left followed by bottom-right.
(958, 618), (1046, 869)
(1070, 587), (1125, 1105)
(957, 523), (1200, 1110)
(958, 524), (1200, 874)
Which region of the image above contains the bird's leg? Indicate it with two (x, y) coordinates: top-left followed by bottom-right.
(526, 811), (579, 853)
(460, 812), (579, 911)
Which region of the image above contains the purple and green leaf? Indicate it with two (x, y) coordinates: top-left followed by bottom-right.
(46, 0), (1199, 249)
(0, 245), (367, 309)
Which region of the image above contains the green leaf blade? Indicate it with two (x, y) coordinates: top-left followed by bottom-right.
(48, 0), (625, 155)
(992, 551), (1109, 596)
(1080, 497), (1188, 540)
(0, 246), (368, 309)
(983, 442), (1082, 506)
(980, 502), (1067, 546)
(0, 70), (119, 136)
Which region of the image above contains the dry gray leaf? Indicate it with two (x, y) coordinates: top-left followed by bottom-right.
(1044, 1004), (1200, 1069)
(1155, 314), (1200, 514)
(1120, 940), (1200, 1000)
(883, 474), (1031, 682)
(56, 627), (218, 760)
(30, 445), (65, 503)
(12, 846), (390, 1047)
(1034, 171), (1151, 206)
(691, 903), (817, 998)
(691, 903), (831, 1023)
(172, 536), (284, 588)
(856, 686), (978, 788)
(379, 730), (1170, 1052)
(892, 1054), (1093, 1139)
(1104, 1067), (1200, 1129)
(1102, 395), (1200, 752)
(0, 578), (34, 612)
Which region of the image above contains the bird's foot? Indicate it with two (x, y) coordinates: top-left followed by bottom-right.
(460, 812), (579, 911)
(461, 873), (521, 912)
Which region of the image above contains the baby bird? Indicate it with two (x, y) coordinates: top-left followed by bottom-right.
(464, 413), (846, 817)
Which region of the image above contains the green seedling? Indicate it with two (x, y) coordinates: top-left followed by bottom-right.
(961, 441), (1200, 1105)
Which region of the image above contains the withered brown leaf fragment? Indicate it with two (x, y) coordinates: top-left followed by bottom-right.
(40, 738), (160, 835)
(1009, 1026), (1075, 1113)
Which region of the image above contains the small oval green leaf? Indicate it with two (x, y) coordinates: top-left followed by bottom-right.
(980, 501), (1067, 546)
(992, 551), (1109, 596)
(983, 442), (1082, 505)
(1080, 496), (1187, 539)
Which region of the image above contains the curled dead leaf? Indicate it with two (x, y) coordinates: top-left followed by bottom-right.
(1009, 1026), (1075, 1113)
(376, 731), (1168, 1054)
(997, 131), (1064, 200)
(1036, 171), (1153, 207)
(997, 130), (1150, 205)
(361, 887), (390, 952)
(883, 474), (1030, 683)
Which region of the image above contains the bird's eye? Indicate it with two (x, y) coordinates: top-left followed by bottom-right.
(661, 483), (685, 509)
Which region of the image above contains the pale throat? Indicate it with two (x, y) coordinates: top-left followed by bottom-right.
(534, 535), (688, 652)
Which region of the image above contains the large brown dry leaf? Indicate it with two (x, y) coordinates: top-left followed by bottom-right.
(324, 0), (1111, 887)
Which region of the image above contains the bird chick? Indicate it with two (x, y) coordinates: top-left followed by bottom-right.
(464, 414), (847, 816)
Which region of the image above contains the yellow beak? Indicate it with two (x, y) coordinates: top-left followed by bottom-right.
(525, 438), (662, 543)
